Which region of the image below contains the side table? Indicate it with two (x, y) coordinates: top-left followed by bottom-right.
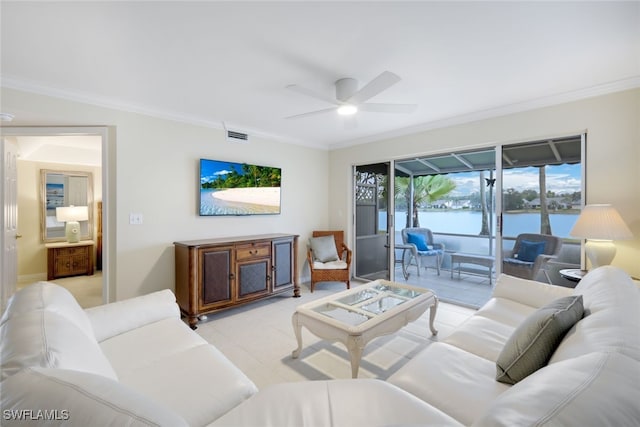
(46, 240), (95, 280)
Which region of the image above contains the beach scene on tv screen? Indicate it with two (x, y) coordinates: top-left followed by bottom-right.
(200, 159), (281, 215)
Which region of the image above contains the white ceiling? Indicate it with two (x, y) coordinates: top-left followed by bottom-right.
(14, 135), (102, 167)
(1, 1), (639, 149)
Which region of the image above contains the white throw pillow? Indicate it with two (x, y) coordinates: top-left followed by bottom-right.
(309, 235), (339, 262)
(0, 367), (188, 427)
(0, 310), (117, 381)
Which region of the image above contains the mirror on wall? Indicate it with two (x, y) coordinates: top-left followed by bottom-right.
(41, 170), (93, 242)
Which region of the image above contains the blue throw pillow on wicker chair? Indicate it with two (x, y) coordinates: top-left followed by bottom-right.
(407, 232), (432, 251)
(516, 240), (546, 262)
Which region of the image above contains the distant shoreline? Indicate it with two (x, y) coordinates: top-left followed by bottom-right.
(211, 187), (280, 207)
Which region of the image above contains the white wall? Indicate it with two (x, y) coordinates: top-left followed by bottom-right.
(2, 88), (329, 300)
(329, 89), (640, 278)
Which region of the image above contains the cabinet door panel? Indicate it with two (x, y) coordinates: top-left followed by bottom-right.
(273, 239), (293, 289)
(201, 249), (232, 305)
(237, 259), (269, 298)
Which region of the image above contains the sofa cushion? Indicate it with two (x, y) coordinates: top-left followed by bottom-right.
(0, 367), (188, 427)
(309, 235), (339, 262)
(492, 273), (575, 308)
(0, 281), (95, 339)
(496, 295), (583, 384)
(388, 342), (510, 426)
(0, 310), (117, 381)
(474, 352), (640, 427)
(85, 289), (179, 342)
(99, 317), (257, 426)
(550, 266), (640, 364)
(212, 379), (463, 427)
(516, 240), (546, 262)
(444, 315), (520, 362)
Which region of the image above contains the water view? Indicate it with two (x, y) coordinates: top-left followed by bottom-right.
(388, 211), (579, 238)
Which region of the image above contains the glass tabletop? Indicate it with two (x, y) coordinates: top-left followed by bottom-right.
(310, 281), (429, 326)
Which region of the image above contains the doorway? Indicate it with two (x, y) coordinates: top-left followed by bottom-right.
(0, 126), (111, 306)
(353, 162), (392, 281)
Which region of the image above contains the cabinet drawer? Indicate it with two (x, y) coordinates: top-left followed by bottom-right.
(56, 247), (86, 257)
(235, 243), (270, 261)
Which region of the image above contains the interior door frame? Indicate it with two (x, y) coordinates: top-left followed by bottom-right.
(0, 126), (113, 303)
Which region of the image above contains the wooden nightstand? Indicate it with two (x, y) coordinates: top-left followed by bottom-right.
(45, 240), (95, 280)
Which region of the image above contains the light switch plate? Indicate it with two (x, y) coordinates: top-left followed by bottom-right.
(129, 213), (143, 225)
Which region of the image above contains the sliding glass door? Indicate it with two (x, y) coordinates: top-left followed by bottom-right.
(500, 134), (585, 284)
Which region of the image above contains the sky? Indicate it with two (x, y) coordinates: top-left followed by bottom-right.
(449, 163), (582, 197)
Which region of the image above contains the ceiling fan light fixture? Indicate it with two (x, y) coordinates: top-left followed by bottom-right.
(337, 104), (358, 116)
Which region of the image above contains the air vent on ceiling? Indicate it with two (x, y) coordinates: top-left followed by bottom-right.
(226, 130), (249, 143)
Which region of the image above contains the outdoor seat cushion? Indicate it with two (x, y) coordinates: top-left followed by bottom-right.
(503, 258), (534, 268)
(417, 249), (443, 256)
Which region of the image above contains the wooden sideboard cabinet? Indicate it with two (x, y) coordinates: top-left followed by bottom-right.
(45, 240), (95, 280)
(174, 234), (299, 328)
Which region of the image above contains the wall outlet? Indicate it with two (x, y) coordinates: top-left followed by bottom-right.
(129, 213), (143, 225)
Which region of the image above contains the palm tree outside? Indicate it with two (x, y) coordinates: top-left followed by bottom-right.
(395, 175), (457, 228)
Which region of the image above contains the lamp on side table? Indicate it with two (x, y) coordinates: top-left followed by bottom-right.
(569, 204), (633, 268)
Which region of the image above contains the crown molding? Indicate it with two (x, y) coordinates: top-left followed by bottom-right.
(330, 75), (640, 150)
(3, 75), (638, 152)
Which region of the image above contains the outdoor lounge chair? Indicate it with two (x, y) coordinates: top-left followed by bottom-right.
(502, 233), (562, 281)
(401, 227), (445, 276)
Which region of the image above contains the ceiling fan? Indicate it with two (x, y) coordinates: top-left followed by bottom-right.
(285, 71), (417, 120)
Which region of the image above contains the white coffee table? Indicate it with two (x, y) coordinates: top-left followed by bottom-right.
(291, 280), (438, 378)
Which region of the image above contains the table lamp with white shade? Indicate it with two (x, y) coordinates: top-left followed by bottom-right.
(569, 204), (633, 268)
(56, 205), (89, 243)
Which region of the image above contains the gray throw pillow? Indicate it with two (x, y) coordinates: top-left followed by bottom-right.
(496, 295), (583, 385)
(309, 235), (339, 262)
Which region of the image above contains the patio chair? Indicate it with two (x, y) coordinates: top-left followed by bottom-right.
(307, 230), (352, 292)
(401, 227), (445, 276)
(502, 233), (562, 281)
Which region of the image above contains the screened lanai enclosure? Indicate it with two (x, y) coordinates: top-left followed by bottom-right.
(353, 135), (584, 308)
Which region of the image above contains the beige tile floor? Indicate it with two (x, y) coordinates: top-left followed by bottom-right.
(24, 275), (475, 389)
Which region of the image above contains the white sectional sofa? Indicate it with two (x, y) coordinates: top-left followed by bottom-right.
(2, 266), (639, 426)
(214, 266), (640, 426)
(0, 283), (257, 426)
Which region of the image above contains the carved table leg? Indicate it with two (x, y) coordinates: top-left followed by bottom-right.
(429, 296), (439, 336)
(346, 336), (365, 378)
(291, 312), (303, 358)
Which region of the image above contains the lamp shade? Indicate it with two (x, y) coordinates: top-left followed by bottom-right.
(56, 206), (89, 222)
(569, 204), (633, 240)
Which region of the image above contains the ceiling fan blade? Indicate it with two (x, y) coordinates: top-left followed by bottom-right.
(358, 103), (418, 114)
(286, 84), (339, 106)
(284, 107), (337, 120)
(347, 71), (401, 104)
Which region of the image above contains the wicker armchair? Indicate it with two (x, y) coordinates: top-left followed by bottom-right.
(307, 230), (352, 292)
(503, 233), (562, 281)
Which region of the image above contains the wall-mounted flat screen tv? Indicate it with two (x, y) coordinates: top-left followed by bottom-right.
(199, 159), (281, 216)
